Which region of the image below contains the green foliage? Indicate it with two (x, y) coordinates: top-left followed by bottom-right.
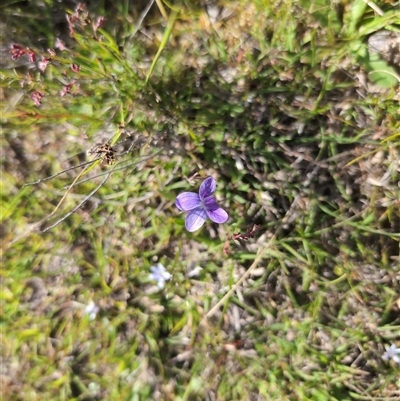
(2, 0), (399, 400)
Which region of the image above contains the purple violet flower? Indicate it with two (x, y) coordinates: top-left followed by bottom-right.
(176, 176), (229, 232)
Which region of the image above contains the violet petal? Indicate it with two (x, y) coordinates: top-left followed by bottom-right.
(206, 207), (229, 224)
(185, 208), (207, 232)
(176, 192), (201, 211)
(203, 195), (220, 211)
(199, 177), (216, 199)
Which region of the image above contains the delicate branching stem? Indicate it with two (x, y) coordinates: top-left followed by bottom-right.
(63, 150), (162, 189)
(23, 138), (138, 187)
(42, 169), (114, 232)
(45, 159), (96, 220)
(62, 159), (133, 189)
(23, 158), (101, 186)
(132, 0), (155, 37)
(155, 0), (168, 20)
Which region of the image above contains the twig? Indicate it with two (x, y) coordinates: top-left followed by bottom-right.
(204, 195), (297, 321)
(202, 164), (321, 322)
(204, 244), (272, 320)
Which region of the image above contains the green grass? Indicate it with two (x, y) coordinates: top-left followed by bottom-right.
(2, 0), (400, 400)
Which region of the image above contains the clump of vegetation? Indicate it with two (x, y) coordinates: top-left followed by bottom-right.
(2, 0), (399, 400)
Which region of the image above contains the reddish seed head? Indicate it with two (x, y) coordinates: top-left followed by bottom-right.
(94, 16), (105, 32)
(38, 57), (51, 72)
(10, 44), (26, 60)
(10, 44), (36, 62)
(30, 91), (44, 106)
(60, 83), (73, 97)
(26, 48), (36, 62)
(66, 14), (76, 36)
(71, 64), (80, 73)
(76, 3), (86, 12)
(55, 38), (67, 51)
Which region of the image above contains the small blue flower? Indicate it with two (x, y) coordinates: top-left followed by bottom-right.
(148, 263), (171, 289)
(84, 301), (99, 321)
(176, 176), (229, 232)
(382, 344), (400, 363)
